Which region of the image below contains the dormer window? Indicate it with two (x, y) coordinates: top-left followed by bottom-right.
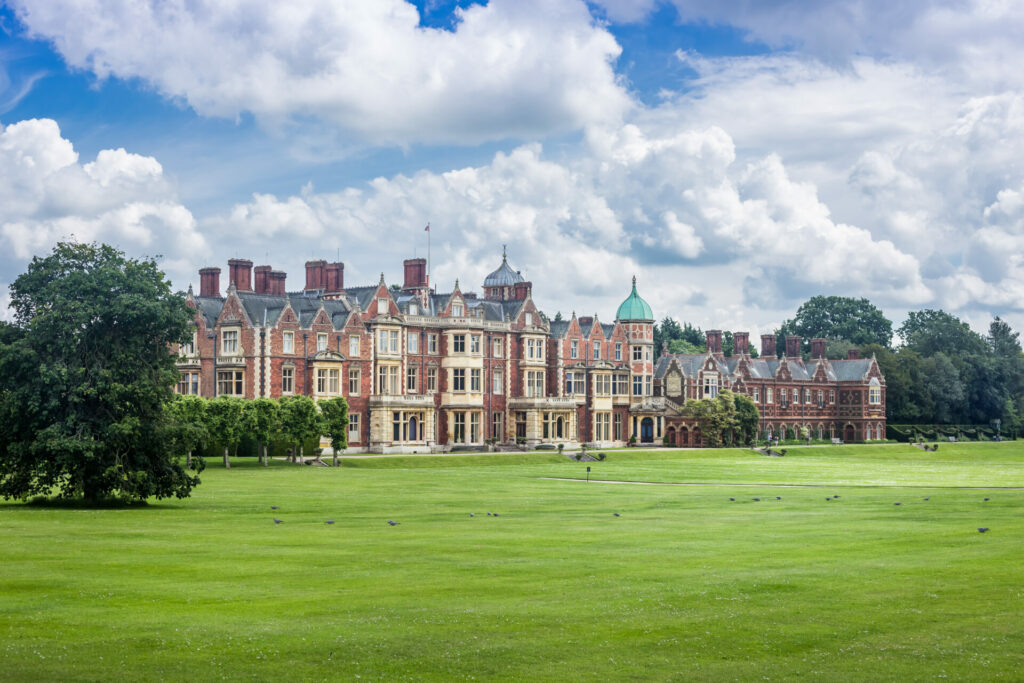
(571, 340), (579, 359)
(702, 374), (719, 398)
(593, 342), (601, 360)
(409, 302), (418, 315)
(221, 329), (239, 355)
(525, 312), (533, 325)
(377, 298), (389, 315)
(317, 333), (328, 352)
(452, 302), (464, 317)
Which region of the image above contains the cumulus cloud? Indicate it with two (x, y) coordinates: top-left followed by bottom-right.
(9, 0), (630, 146)
(0, 118), (206, 287)
(205, 121), (929, 328)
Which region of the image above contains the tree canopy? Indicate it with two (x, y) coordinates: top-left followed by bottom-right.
(0, 242), (200, 502)
(778, 296), (893, 349)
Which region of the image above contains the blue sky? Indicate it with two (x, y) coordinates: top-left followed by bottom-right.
(2, 0), (1023, 337)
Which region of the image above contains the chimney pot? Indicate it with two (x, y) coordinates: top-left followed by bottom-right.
(761, 334), (777, 358)
(227, 258), (253, 292)
(199, 267), (221, 298)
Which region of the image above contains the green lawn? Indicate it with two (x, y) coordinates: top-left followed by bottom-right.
(2, 443), (1022, 681)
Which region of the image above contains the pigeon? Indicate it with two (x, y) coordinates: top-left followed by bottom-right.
(613, 512), (620, 517)
(826, 497), (831, 501)
(387, 520), (400, 526)
(270, 506), (279, 510)
(832, 495), (840, 499)
(776, 496), (781, 500)
(894, 502), (901, 506)
(325, 520), (335, 525)
(984, 497), (990, 502)
(487, 512), (492, 516)
(729, 498), (735, 501)
(753, 498), (760, 502)
(978, 527), (989, 533)
(273, 518), (283, 524)
(493, 513), (500, 517)
(924, 497), (930, 501)
(470, 513), (474, 517)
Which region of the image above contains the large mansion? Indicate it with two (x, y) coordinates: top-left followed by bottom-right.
(179, 252), (886, 451)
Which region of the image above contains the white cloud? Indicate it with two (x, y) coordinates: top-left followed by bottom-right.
(10, 0), (630, 146)
(0, 118), (206, 286)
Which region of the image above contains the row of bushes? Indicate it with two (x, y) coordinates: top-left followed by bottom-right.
(886, 424), (1013, 442)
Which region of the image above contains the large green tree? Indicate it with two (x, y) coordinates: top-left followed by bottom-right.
(0, 242), (199, 502)
(779, 296), (893, 350)
(897, 309), (987, 357)
(278, 395), (322, 463)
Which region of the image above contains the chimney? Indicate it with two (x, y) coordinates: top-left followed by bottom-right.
(810, 338), (827, 359)
(269, 270), (287, 297)
(705, 329), (722, 355)
(786, 335), (801, 358)
(847, 348), (860, 360)
(403, 258), (427, 289)
(325, 262), (344, 293)
(305, 260), (327, 291)
(253, 265), (272, 294)
(227, 258), (253, 292)
(513, 281), (532, 300)
(733, 331), (749, 356)
(761, 334), (777, 358)
(199, 267), (221, 297)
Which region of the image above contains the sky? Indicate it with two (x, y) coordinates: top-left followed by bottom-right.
(1, 0), (1023, 340)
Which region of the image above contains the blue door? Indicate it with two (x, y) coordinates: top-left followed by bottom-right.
(641, 417), (654, 443)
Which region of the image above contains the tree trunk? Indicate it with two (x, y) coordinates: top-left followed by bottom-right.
(223, 446), (230, 469)
(262, 443), (268, 466)
(186, 450), (192, 469)
(299, 444), (304, 464)
(333, 449), (339, 467)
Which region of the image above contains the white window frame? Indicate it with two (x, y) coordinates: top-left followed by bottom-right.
(221, 329), (239, 356)
(283, 331), (294, 354)
(349, 335), (360, 357)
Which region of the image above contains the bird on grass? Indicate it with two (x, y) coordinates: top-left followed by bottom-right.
(270, 506), (279, 510)
(978, 528), (989, 533)
(753, 498), (760, 502)
(894, 502), (901, 506)
(832, 495), (840, 499)
(325, 520), (335, 525)
(273, 518), (283, 524)
(493, 513), (500, 517)
(729, 498), (735, 502)
(984, 497), (990, 502)
(826, 497), (831, 501)
(613, 513), (620, 517)
(776, 496), (781, 500)
(470, 513), (475, 517)
(387, 520), (400, 526)
(487, 512), (492, 516)
(924, 497), (930, 501)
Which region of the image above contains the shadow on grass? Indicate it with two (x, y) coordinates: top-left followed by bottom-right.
(17, 496), (186, 510)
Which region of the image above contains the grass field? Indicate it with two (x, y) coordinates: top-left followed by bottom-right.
(2, 443), (1023, 681)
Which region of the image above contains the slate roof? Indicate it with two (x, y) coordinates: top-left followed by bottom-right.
(484, 253), (525, 287)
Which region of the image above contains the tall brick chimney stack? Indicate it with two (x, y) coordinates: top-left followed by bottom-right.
(325, 262), (344, 293)
(269, 270), (287, 296)
(706, 329), (723, 355)
(733, 331), (749, 356)
(761, 334), (777, 358)
(227, 258), (253, 292)
(403, 258), (427, 290)
(199, 267), (221, 297)
(305, 260), (327, 291)
(810, 338), (827, 359)
(785, 335), (801, 358)
(847, 348), (860, 360)
(253, 265), (272, 294)
(512, 281), (532, 300)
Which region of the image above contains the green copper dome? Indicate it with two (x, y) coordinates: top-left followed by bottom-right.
(616, 276), (654, 321)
